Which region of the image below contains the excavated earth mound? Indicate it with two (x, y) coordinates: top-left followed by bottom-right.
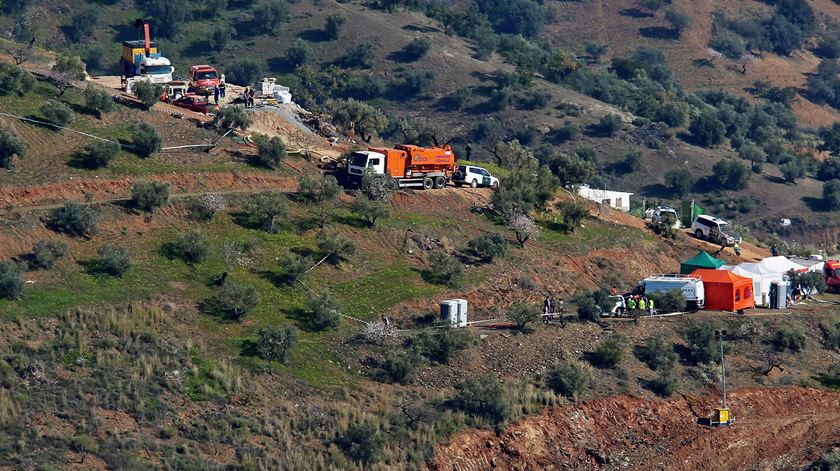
(429, 387), (840, 471)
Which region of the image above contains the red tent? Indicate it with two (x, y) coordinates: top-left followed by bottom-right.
(691, 269), (755, 312)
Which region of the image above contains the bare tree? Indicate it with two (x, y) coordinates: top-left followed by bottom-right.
(506, 210), (539, 248)
(362, 320), (397, 344)
(220, 241), (251, 286)
(195, 193), (227, 220)
(48, 56), (86, 97)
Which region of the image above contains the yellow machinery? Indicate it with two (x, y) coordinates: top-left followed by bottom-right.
(710, 408), (733, 426)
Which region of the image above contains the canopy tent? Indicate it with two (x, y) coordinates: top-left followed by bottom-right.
(758, 256), (807, 274)
(691, 269), (755, 312)
(680, 251), (725, 274)
(722, 263), (784, 307)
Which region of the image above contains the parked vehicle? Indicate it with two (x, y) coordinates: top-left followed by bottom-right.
(346, 144), (457, 189)
(607, 295), (627, 316)
(630, 274), (705, 310)
(691, 215), (742, 245)
(120, 20), (173, 89)
(453, 165), (499, 188)
(825, 260), (840, 293)
(170, 94), (217, 114)
(644, 206), (681, 229)
(188, 65), (220, 95)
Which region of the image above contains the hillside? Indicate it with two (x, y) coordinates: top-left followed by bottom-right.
(0, 0), (839, 469)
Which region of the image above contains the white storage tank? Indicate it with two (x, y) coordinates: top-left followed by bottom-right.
(454, 299), (469, 327)
(440, 300), (459, 327)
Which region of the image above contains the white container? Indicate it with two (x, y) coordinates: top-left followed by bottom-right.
(440, 300), (459, 327)
(454, 299), (468, 327)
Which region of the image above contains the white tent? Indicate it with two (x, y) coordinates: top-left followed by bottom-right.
(758, 256), (807, 273)
(722, 263), (786, 307)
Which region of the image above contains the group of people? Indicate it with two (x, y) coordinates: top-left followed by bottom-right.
(541, 296), (564, 315)
(242, 87), (257, 108)
(626, 295), (655, 315)
(212, 74), (227, 105)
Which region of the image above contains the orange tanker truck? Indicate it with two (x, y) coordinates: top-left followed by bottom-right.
(346, 144), (457, 189)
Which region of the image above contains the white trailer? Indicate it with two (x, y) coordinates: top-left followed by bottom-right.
(633, 274), (705, 310)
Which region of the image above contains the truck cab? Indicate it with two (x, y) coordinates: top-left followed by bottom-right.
(347, 145), (456, 190)
(825, 260), (840, 292)
(188, 65), (220, 94)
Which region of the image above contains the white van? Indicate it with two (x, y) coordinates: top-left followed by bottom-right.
(632, 274), (705, 310)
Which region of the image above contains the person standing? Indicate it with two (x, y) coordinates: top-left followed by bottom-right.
(733, 241), (741, 257)
(248, 88), (256, 108)
(213, 85), (220, 105)
(219, 74), (226, 100)
(771, 244), (779, 257)
(243, 87), (250, 107)
(548, 296), (555, 315)
(543, 296), (550, 315)
(627, 296), (637, 312)
(639, 297), (647, 313)
(648, 297), (655, 315)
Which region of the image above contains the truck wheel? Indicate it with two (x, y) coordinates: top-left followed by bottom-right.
(491, 181), (499, 189)
(392, 178), (401, 189)
(694, 229), (704, 239)
(422, 177), (434, 190)
(434, 176), (446, 189)
(470, 179), (478, 188)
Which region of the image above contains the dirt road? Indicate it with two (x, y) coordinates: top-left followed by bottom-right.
(429, 387), (840, 470)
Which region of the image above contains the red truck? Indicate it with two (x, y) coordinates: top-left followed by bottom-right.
(188, 65), (220, 95)
(346, 144), (457, 189)
(825, 260), (840, 292)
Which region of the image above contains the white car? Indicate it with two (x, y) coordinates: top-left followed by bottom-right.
(453, 165), (499, 188)
(691, 215), (742, 245)
(644, 206), (682, 229)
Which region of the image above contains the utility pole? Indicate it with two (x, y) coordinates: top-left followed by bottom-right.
(716, 329), (728, 410)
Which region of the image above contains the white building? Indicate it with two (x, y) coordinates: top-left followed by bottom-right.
(577, 185), (633, 212)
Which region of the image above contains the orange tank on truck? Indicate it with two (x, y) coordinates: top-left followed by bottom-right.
(347, 144), (457, 190)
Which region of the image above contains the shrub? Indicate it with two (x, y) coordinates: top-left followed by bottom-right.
(286, 39), (312, 69)
(211, 25), (233, 51)
(789, 270), (826, 295)
(306, 291), (341, 330)
(130, 123), (162, 157)
(225, 59), (263, 86)
(0, 62), (35, 96)
(324, 13), (347, 40)
(341, 43), (375, 68)
(546, 358), (591, 401)
(739, 144), (766, 173)
(448, 376), (511, 425)
(335, 422), (384, 464)
(467, 233), (507, 262)
(779, 160), (806, 183)
(817, 158), (840, 181)
(713, 159), (750, 190)
(593, 114), (623, 136)
(551, 122), (580, 143)
(257, 326), (298, 363)
(131, 180), (170, 212)
(298, 173), (342, 228)
(40, 100), (72, 126)
(252, 0), (288, 34)
(590, 334), (627, 368)
(316, 227), (356, 264)
(0, 260), (26, 299)
(648, 289), (685, 313)
(0, 127), (26, 169)
(664, 168), (695, 197)
(351, 195), (390, 227)
(506, 303), (540, 332)
(683, 322), (720, 364)
(97, 245), (131, 277)
(771, 326), (805, 352)
(690, 111), (725, 147)
(401, 38), (431, 61)
(823, 179), (840, 210)
(622, 150), (643, 173)
(213, 106), (252, 131)
(84, 140), (120, 168)
(276, 251), (311, 285)
(710, 29), (746, 59)
(214, 281), (259, 320)
(244, 192), (288, 233)
(342, 73), (385, 100)
(403, 71), (436, 95)
(84, 86), (114, 117)
(252, 134), (286, 168)
(424, 251), (463, 287)
(414, 328), (473, 364)
(573, 289), (611, 321)
(166, 229), (210, 264)
(132, 81), (163, 109)
(380, 351), (421, 385)
(648, 362), (678, 397)
(446, 87), (472, 110)
(48, 201), (97, 237)
(557, 200), (589, 233)
(31, 239), (69, 269)
(639, 335), (678, 370)
(665, 9), (691, 36)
